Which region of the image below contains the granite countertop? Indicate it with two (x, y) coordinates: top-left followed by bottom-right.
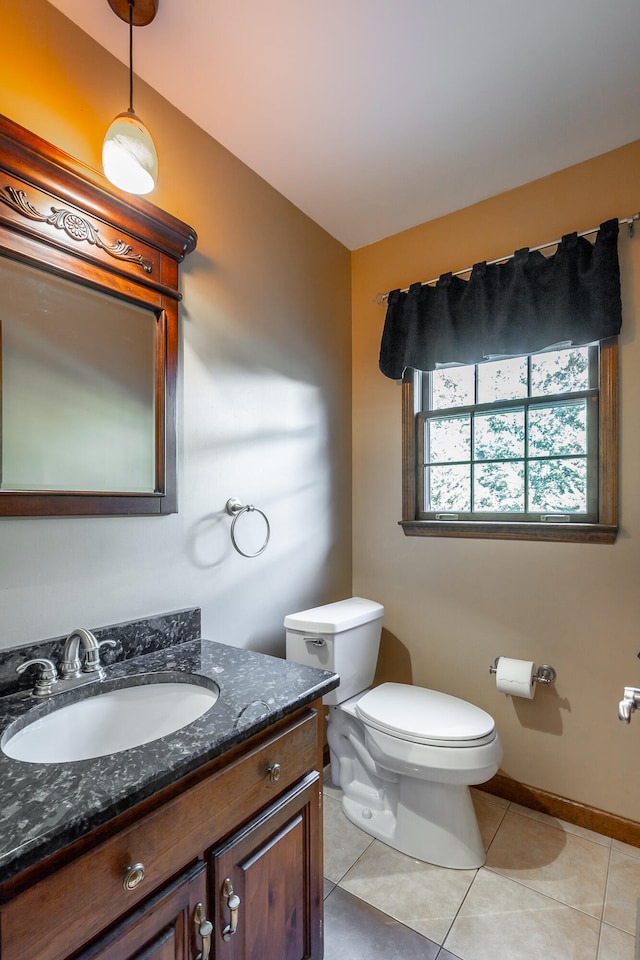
(0, 638), (338, 885)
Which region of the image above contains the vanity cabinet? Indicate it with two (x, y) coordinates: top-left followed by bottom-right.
(0, 704), (323, 960)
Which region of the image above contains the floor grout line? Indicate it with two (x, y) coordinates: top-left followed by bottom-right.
(334, 838), (376, 886)
(439, 866), (481, 953)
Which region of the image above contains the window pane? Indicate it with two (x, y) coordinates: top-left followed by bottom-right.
(474, 462), (525, 512)
(528, 401), (587, 458)
(426, 414), (470, 463)
(426, 465), (470, 511)
(530, 346), (590, 397)
(406, 339), (613, 536)
(528, 458), (587, 512)
(431, 366), (474, 410)
(474, 409), (524, 461)
(477, 356), (527, 403)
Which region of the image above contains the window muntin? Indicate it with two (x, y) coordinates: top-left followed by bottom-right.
(417, 345), (599, 523)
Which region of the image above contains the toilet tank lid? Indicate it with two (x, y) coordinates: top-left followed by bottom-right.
(284, 597), (384, 633)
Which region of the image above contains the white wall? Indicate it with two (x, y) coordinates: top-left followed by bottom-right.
(0, 2), (352, 654)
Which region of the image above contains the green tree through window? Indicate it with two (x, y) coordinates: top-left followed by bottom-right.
(400, 339), (618, 543)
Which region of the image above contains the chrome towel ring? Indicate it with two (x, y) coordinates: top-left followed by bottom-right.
(225, 498), (271, 558)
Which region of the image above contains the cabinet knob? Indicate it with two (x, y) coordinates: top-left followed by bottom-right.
(122, 862), (145, 890)
(267, 762), (281, 783)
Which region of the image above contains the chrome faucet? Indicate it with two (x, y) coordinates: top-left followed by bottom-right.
(61, 628), (114, 680)
(618, 686), (640, 723)
(17, 627), (116, 697)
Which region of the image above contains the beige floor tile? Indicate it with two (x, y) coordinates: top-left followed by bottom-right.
(509, 801), (612, 847)
(603, 849), (640, 935)
(323, 794), (374, 883)
(612, 837), (640, 860)
(597, 922), (636, 960)
(485, 809), (609, 918)
(470, 787), (509, 811)
(472, 791), (507, 851)
(322, 780), (622, 957)
(339, 838), (476, 944)
(444, 869), (600, 960)
(324, 886), (440, 960)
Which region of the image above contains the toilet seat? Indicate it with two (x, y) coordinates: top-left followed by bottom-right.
(355, 682), (497, 748)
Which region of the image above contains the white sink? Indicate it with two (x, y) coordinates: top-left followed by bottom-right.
(2, 677), (220, 764)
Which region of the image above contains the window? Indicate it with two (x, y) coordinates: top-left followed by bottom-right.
(401, 338), (618, 543)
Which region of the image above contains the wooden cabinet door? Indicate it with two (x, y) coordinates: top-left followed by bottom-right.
(211, 772), (321, 960)
(76, 861), (210, 960)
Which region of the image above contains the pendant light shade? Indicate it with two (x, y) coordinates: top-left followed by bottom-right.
(102, 110), (158, 195)
(102, 0), (158, 195)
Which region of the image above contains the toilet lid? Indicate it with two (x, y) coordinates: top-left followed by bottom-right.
(355, 683), (496, 746)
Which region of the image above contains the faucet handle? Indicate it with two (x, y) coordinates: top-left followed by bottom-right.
(16, 658), (59, 697)
(84, 639), (116, 675)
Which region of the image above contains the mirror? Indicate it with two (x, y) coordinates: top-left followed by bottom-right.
(0, 114), (196, 516)
(1, 256), (157, 493)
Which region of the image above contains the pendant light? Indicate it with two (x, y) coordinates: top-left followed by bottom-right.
(102, 0), (158, 195)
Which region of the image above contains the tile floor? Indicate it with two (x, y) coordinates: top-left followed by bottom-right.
(322, 772), (640, 960)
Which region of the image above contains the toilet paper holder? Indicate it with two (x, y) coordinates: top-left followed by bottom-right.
(489, 657), (556, 685)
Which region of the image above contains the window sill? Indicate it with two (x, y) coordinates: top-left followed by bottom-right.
(399, 520), (618, 544)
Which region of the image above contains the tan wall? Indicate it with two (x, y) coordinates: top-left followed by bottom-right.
(352, 142), (640, 821)
(0, 1), (352, 651)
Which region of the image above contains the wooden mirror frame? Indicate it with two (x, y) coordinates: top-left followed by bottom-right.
(0, 114), (196, 517)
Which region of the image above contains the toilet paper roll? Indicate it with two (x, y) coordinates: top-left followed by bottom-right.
(495, 657), (536, 699)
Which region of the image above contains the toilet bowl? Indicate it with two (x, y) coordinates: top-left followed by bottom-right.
(285, 598), (503, 869)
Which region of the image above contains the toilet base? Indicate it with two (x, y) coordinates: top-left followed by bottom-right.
(340, 776), (486, 869)
(327, 699), (496, 869)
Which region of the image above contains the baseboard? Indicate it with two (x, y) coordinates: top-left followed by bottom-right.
(477, 773), (640, 848)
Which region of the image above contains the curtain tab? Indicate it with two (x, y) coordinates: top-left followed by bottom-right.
(387, 288), (401, 306)
(599, 218), (620, 239)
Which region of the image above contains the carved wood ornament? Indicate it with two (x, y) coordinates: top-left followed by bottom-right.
(0, 185), (154, 273)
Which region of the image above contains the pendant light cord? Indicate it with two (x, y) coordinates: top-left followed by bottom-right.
(128, 0), (134, 114)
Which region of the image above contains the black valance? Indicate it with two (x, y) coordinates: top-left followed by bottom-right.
(379, 218), (622, 378)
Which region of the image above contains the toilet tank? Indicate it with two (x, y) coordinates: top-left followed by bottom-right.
(285, 597), (384, 705)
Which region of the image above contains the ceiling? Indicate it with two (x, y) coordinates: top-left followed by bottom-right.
(46, 0), (640, 250)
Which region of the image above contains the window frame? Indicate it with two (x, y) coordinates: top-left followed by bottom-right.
(400, 337), (619, 544)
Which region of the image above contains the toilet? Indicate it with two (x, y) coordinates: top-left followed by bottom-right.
(285, 597), (503, 869)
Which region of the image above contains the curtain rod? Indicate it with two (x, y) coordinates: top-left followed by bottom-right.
(374, 213), (640, 304)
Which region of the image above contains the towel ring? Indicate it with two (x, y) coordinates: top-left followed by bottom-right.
(225, 498), (271, 558)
